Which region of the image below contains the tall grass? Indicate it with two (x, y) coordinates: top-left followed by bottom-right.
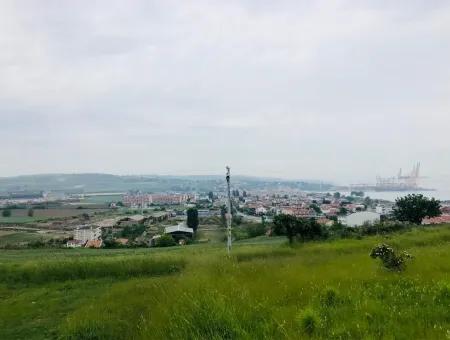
(0, 256), (186, 284)
(1, 225), (449, 339)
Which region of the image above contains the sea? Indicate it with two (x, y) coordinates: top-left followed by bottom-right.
(339, 188), (450, 202)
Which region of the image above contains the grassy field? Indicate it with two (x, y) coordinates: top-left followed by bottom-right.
(0, 230), (69, 247)
(0, 208), (109, 224)
(0, 225), (449, 339)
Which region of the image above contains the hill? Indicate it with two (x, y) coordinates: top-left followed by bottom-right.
(0, 173), (332, 194)
(0, 225), (449, 339)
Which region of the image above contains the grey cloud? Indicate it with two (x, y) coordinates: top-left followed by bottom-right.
(0, 0), (449, 184)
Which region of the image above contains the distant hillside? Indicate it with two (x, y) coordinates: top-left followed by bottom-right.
(0, 173), (332, 194)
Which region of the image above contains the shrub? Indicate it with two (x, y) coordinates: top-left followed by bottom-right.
(320, 287), (338, 307)
(297, 308), (319, 335)
(1, 209), (11, 217)
(154, 234), (176, 247)
(246, 223), (266, 238)
(370, 244), (413, 271)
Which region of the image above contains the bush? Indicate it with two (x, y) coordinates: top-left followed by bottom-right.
(297, 308), (319, 335)
(320, 287), (338, 307)
(154, 234), (176, 247)
(246, 223), (266, 238)
(1, 209), (11, 217)
(370, 244), (413, 271)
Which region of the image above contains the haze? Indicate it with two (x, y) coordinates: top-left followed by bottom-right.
(1, 0), (449, 184)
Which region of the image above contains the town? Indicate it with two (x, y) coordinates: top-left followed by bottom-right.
(1, 180), (450, 249)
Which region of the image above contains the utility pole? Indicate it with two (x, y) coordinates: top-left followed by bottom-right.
(226, 166), (232, 254)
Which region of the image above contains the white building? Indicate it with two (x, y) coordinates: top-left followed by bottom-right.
(74, 226), (102, 242)
(255, 206), (268, 215)
(376, 204), (392, 215)
(339, 212), (381, 227)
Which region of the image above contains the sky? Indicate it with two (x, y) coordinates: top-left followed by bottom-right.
(1, 0), (450, 185)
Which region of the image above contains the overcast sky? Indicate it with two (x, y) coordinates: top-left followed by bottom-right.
(1, 0), (449, 184)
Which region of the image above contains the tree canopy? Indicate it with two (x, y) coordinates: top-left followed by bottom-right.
(273, 214), (324, 244)
(393, 194), (441, 224)
(186, 207), (199, 232)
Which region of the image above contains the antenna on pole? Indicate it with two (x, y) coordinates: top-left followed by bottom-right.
(226, 166), (232, 254)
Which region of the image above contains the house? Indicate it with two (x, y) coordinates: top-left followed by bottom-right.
(115, 238), (129, 246)
(117, 215), (148, 227)
(316, 217), (334, 227)
(94, 218), (119, 228)
(339, 212), (381, 227)
(422, 215), (450, 225)
(255, 206), (268, 215)
(85, 239), (103, 248)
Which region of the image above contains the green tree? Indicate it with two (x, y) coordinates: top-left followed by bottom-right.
(27, 208), (34, 217)
(310, 204), (322, 215)
(273, 214), (324, 244)
(208, 191), (214, 201)
(338, 207), (348, 216)
(273, 214), (298, 244)
(186, 207), (199, 232)
(2, 209), (11, 217)
(333, 192), (341, 199)
(393, 194), (441, 224)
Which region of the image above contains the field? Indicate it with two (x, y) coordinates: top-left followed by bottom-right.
(0, 208), (109, 224)
(0, 225), (449, 339)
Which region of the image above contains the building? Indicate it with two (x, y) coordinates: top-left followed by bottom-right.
(165, 223), (193, 239)
(74, 226), (102, 243)
(123, 193), (191, 207)
(422, 215), (450, 225)
(66, 239), (86, 248)
(339, 212), (381, 227)
(85, 239), (103, 248)
(198, 209), (211, 217)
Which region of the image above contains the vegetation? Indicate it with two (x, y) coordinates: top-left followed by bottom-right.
(393, 194), (441, 224)
(186, 207), (199, 232)
(370, 243), (413, 271)
(1, 209), (11, 217)
(27, 208), (34, 217)
(154, 234), (177, 247)
(0, 224), (448, 339)
(273, 214), (324, 244)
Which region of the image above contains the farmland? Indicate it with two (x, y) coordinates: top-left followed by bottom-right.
(0, 225), (449, 339)
(0, 208), (109, 224)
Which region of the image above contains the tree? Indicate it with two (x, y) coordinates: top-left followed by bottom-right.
(27, 208), (34, 217)
(273, 214), (298, 244)
(393, 194), (441, 224)
(208, 191), (214, 201)
(186, 207), (199, 232)
(333, 192), (341, 199)
(273, 214), (324, 244)
(2, 209), (11, 217)
(338, 207), (348, 216)
(310, 204), (322, 215)
(220, 205), (227, 227)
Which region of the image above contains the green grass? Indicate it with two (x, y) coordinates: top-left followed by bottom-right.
(0, 231), (56, 247)
(0, 225), (449, 339)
